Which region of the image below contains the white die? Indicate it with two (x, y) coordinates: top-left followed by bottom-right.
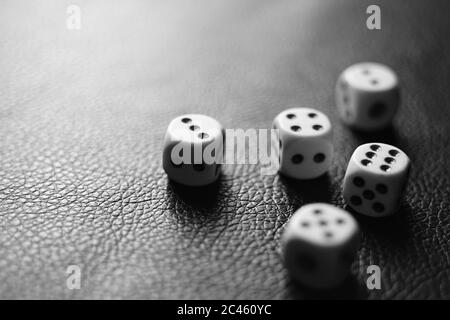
(162, 114), (224, 186)
(272, 108), (333, 179)
(335, 62), (400, 131)
(343, 143), (410, 217)
(282, 203), (360, 289)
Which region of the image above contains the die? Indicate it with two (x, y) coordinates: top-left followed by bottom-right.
(343, 143), (410, 217)
(281, 203), (360, 289)
(335, 62), (400, 131)
(272, 108), (333, 179)
(162, 114), (224, 186)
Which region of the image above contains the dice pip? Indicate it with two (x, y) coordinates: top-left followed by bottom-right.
(162, 114), (224, 186)
(272, 108), (333, 179)
(343, 143), (410, 217)
(282, 203), (360, 289)
(335, 62), (400, 131)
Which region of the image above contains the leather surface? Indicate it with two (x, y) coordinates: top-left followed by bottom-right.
(0, 0), (449, 299)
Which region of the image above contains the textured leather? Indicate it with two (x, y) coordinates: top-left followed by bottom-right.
(0, 0), (449, 299)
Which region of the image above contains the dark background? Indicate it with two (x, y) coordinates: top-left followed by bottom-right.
(0, 0), (449, 299)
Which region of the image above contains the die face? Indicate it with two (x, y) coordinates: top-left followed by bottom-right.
(283, 203), (359, 247)
(343, 143), (410, 217)
(284, 239), (347, 288)
(344, 63), (398, 92)
(278, 139), (333, 179)
(350, 143), (410, 176)
(282, 203), (360, 288)
(274, 108), (332, 139)
(273, 108), (333, 179)
(336, 62), (400, 131)
(336, 77), (358, 125)
(163, 114), (224, 186)
(343, 164), (398, 217)
(352, 87), (400, 131)
(166, 114), (223, 145)
(163, 140), (221, 186)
